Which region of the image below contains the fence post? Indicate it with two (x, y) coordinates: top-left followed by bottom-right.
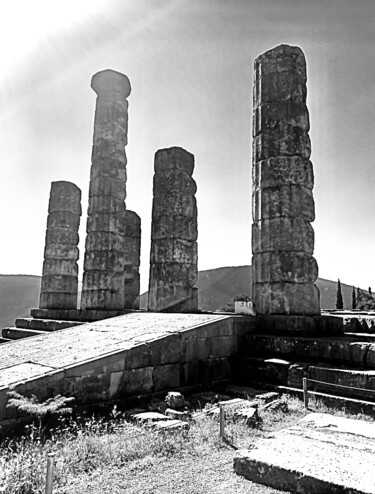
(45, 453), (55, 494)
(219, 404), (225, 439)
(303, 377), (309, 409)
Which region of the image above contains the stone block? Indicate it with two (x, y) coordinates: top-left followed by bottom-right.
(121, 367), (153, 395)
(65, 354), (125, 378)
(211, 336), (239, 358)
(47, 211), (80, 230)
(148, 284), (198, 312)
(254, 45), (307, 79)
(89, 176), (126, 201)
(69, 373), (110, 403)
(153, 363), (181, 391)
(85, 231), (124, 252)
(252, 252), (318, 283)
(39, 292), (78, 310)
(253, 101), (309, 137)
(48, 181), (81, 214)
(253, 185), (315, 222)
(83, 250), (125, 272)
(153, 170), (197, 196)
(42, 259), (78, 277)
(253, 71), (307, 107)
(366, 345), (375, 368)
(152, 193), (197, 219)
(124, 344), (151, 369)
(45, 228), (79, 246)
(88, 195), (126, 215)
(252, 283), (320, 315)
(86, 212), (125, 234)
(252, 218), (314, 254)
(90, 159), (127, 181)
(40, 275), (78, 293)
(151, 214), (198, 241)
(155, 147), (194, 176)
(253, 127), (311, 162)
(149, 263), (197, 286)
(150, 239), (197, 264)
(80, 272), (125, 310)
(309, 366), (369, 392)
(253, 157), (314, 190)
(184, 337), (212, 361)
(149, 333), (183, 365)
(287, 363), (307, 387)
(44, 244), (79, 261)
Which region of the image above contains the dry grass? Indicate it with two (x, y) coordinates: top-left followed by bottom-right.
(0, 395), (372, 494)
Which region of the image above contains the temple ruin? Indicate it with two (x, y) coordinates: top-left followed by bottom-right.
(148, 147), (198, 312)
(81, 69), (131, 311)
(251, 44), (320, 315)
(39, 181), (81, 310)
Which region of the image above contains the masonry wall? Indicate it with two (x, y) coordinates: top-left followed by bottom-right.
(0, 316), (254, 428)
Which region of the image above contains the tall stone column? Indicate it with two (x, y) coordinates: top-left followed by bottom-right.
(81, 69), (131, 310)
(148, 147), (198, 312)
(40, 181), (81, 309)
(252, 44), (320, 315)
(124, 210), (141, 309)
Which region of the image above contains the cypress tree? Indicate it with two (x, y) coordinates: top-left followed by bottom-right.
(336, 279), (343, 310)
(352, 286), (356, 310)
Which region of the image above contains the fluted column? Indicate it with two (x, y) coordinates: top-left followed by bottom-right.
(124, 210), (141, 309)
(40, 181), (81, 309)
(252, 45), (320, 315)
(148, 147), (198, 312)
(81, 69), (131, 310)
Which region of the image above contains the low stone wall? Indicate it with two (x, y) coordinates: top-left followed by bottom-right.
(0, 314), (254, 429)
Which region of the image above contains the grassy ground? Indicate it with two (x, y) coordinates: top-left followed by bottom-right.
(0, 395), (373, 494)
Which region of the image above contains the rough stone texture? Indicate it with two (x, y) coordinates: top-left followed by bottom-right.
(252, 45), (320, 315)
(81, 69), (131, 310)
(148, 147), (198, 312)
(40, 181), (81, 309)
(123, 210), (141, 309)
(234, 413), (375, 494)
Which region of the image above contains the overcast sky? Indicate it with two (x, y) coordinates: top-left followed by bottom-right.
(0, 0), (374, 292)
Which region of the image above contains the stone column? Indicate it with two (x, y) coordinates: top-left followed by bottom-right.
(124, 210), (141, 309)
(148, 147), (198, 312)
(40, 181), (81, 309)
(81, 69), (131, 310)
(252, 44), (320, 315)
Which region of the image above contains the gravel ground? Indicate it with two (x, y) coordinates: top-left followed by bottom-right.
(59, 448), (284, 494)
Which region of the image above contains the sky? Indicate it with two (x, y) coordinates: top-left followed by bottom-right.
(0, 0), (375, 293)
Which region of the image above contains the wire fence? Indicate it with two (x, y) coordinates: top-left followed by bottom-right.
(302, 377), (375, 408)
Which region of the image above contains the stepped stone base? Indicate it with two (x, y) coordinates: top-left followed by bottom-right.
(30, 308), (134, 322)
(254, 314), (344, 335)
(234, 413), (375, 494)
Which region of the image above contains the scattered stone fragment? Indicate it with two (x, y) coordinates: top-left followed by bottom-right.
(254, 392), (280, 404)
(131, 411), (168, 424)
(165, 391), (185, 410)
(234, 407), (261, 427)
(165, 408), (191, 421)
(260, 398), (288, 413)
(153, 419), (189, 431)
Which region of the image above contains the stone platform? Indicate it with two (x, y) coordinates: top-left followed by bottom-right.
(0, 312), (249, 428)
(234, 412), (375, 494)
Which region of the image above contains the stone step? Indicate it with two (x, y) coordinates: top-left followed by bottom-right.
(231, 356), (375, 402)
(2, 327), (46, 340)
(15, 317), (83, 331)
(0, 337), (11, 344)
(242, 333), (375, 369)
(234, 412), (375, 494)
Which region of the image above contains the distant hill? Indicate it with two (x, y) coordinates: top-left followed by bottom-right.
(0, 269), (356, 328)
(0, 275), (41, 329)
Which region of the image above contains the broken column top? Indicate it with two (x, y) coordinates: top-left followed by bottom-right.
(91, 69), (131, 98)
(48, 181), (81, 214)
(255, 44), (307, 80)
(155, 147), (195, 176)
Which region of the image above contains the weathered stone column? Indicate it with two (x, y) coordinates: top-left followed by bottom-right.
(124, 210), (141, 309)
(81, 69), (130, 310)
(252, 44), (320, 315)
(148, 147), (198, 312)
(40, 181), (81, 309)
